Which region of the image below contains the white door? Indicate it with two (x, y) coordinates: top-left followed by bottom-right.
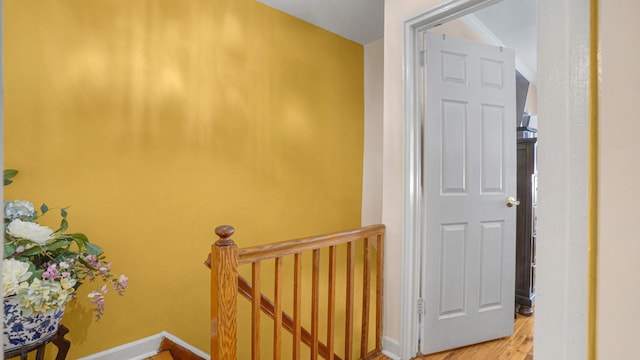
(421, 31), (517, 354)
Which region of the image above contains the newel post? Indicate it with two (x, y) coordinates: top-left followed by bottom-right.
(210, 225), (238, 359)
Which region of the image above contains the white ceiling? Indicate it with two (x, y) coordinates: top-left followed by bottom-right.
(257, 0), (536, 82)
(471, 0), (537, 82)
(257, 0), (384, 44)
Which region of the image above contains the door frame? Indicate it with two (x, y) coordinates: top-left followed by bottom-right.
(400, 0), (591, 358)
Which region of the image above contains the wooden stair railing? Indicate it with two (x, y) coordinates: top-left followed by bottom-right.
(237, 275), (339, 360)
(206, 224), (385, 360)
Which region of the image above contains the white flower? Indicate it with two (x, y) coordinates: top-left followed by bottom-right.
(3, 259), (32, 297)
(4, 200), (36, 220)
(16, 278), (73, 315)
(60, 277), (76, 290)
(7, 219), (54, 245)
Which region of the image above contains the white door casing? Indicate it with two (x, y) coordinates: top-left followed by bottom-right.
(421, 32), (516, 354)
(399, 1), (590, 359)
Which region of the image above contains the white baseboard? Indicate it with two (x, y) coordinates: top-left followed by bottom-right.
(382, 336), (402, 359)
(78, 331), (210, 360)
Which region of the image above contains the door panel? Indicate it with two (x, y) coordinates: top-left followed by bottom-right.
(481, 104), (505, 193)
(421, 31), (517, 354)
(439, 223), (467, 318)
(441, 100), (467, 193)
(479, 220), (504, 310)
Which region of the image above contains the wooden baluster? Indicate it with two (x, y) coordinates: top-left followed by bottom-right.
(375, 233), (384, 352)
(274, 257), (283, 360)
(360, 238), (371, 358)
(252, 262), (261, 360)
(293, 253), (302, 359)
(345, 241), (355, 360)
(327, 246), (337, 360)
(311, 249), (320, 360)
(211, 225), (238, 360)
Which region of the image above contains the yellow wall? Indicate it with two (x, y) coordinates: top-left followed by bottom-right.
(4, 0), (364, 357)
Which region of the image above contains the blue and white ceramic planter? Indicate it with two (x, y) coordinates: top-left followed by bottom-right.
(3, 296), (64, 351)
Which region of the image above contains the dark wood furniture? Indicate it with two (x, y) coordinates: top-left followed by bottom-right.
(4, 324), (70, 360)
(515, 137), (537, 316)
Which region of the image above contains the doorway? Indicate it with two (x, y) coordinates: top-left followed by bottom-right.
(399, 0), (590, 359)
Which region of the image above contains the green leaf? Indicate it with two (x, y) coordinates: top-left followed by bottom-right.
(85, 242), (103, 256)
(71, 233), (88, 242)
(4, 244), (16, 258)
(68, 233), (88, 251)
(19, 246), (45, 257)
(54, 234), (74, 241)
(45, 240), (71, 251)
(61, 208), (68, 218)
(26, 261), (36, 273)
(40, 203), (49, 214)
(29, 269), (44, 282)
(58, 218), (68, 233)
(4, 169), (18, 186)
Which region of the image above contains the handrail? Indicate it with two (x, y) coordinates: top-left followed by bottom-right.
(236, 275), (341, 360)
(238, 224), (385, 264)
(207, 224), (385, 360)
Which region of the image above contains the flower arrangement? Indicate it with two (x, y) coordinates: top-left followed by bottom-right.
(3, 170), (128, 320)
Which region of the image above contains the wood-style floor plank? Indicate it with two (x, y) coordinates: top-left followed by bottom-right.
(418, 314), (534, 360)
(372, 313), (534, 360)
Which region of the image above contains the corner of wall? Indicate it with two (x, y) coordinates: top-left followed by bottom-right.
(382, 336), (402, 360)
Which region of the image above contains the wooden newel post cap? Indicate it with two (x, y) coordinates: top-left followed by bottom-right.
(215, 225), (235, 246)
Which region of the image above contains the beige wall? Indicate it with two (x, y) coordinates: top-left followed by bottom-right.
(598, 1), (640, 358)
(382, 0), (441, 352)
(362, 38), (384, 226)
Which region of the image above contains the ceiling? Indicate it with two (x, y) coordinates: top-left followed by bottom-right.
(257, 0), (536, 82)
(257, 0), (384, 44)
(472, 0), (537, 83)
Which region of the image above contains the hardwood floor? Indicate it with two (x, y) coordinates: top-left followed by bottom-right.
(374, 313), (534, 360)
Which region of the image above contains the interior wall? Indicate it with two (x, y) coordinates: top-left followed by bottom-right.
(382, 0), (441, 355)
(3, 0), (364, 357)
(362, 37), (384, 226)
(526, 83), (538, 115)
(598, 1), (640, 358)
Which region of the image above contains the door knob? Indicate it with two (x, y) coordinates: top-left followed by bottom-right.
(506, 196), (520, 207)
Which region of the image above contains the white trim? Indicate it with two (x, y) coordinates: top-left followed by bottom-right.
(382, 336), (402, 360)
(401, 1), (505, 357)
(534, 1), (590, 359)
(78, 331), (210, 360)
(461, 14), (537, 85)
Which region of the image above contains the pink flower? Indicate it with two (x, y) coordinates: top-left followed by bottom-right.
(113, 275), (128, 296)
(85, 255), (98, 267)
(41, 264), (58, 280)
(87, 290), (106, 321)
